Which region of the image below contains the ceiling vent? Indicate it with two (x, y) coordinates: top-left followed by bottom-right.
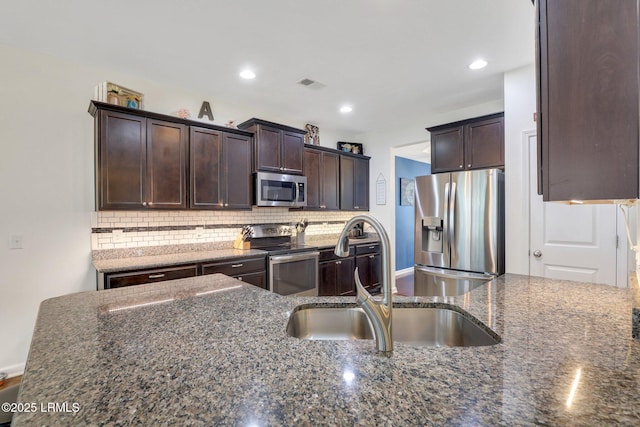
(298, 78), (326, 90)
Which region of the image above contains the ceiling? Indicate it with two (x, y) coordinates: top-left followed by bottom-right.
(0, 0), (535, 138)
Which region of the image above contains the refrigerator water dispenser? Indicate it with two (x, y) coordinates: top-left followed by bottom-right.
(421, 216), (443, 253)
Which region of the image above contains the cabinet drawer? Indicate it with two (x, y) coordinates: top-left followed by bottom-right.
(233, 271), (267, 290)
(319, 246), (354, 262)
(355, 243), (380, 255)
(105, 265), (198, 289)
(201, 257), (266, 276)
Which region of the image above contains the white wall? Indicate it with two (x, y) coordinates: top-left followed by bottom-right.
(503, 64), (537, 275)
(0, 43), (357, 373)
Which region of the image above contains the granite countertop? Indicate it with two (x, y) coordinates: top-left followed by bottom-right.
(92, 235), (380, 274)
(93, 248), (269, 273)
(14, 273), (640, 425)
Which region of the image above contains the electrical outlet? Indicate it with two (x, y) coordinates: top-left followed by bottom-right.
(195, 226), (205, 238)
(112, 229), (124, 243)
(9, 234), (24, 249)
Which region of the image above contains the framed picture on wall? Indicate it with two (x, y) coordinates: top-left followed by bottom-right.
(399, 178), (415, 206)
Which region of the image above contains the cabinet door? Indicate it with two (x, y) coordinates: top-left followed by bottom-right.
(465, 116), (504, 170)
(98, 111), (146, 210)
(281, 130), (304, 174)
(538, 0), (639, 201)
(234, 271), (267, 289)
(322, 152), (340, 210)
(190, 127), (223, 209)
(146, 119), (187, 209)
(105, 265), (198, 289)
(355, 254), (381, 292)
(340, 156), (355, 210)
(318, 261), (337, 296)
(223, 133), (253, 209)
(353, 157), (369, 210)
(336, 257), (356, 296)
(319, 258), (356, 296)
(255, 125), (281, 172)
(430, 127), (464, 173)
(303, 149), (321, 208)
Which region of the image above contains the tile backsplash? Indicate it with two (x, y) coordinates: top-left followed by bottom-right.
(91, 208), (359, 250)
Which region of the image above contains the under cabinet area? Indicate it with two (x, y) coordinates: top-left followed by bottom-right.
(536, 0), (639, 201)
(237, 118), (305, 175)
(427, 112), (504, 174)
(101, 255), (267, 290)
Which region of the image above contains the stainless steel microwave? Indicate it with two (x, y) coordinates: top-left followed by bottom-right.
(254, 171), (307, 207)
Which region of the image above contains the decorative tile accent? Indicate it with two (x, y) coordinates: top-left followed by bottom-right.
(91, 208), (358, 250)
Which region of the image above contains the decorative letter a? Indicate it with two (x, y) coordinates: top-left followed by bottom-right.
(198, 101), (214, 121)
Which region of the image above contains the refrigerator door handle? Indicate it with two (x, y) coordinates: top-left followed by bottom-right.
(448, 181), (457, 256)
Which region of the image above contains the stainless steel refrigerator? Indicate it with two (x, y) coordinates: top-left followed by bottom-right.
(413, 169), (504, 293)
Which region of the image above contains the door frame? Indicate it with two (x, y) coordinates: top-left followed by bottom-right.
(524, 129), (628, 287)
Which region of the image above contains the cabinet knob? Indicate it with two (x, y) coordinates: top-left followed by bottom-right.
(468, 164), (471, 168)
(336, 260), (342, 264)
(369, 255), (374, 259)
(459, 165), (463, 168)
(225, 203), (228, 207)
(354, 206), (359, 209)
(142, 202), (147, 206)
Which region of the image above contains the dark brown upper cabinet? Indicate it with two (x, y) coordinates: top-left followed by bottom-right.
(536, 0), (639, 202)
(340, 154), (370, 211)
(427, 113), (504, 174)
(190, 127), (253, 209)
(237, 118), (305, 174)
(95, 109), (187, 210)
(90, 101), (254, 211)
(303, 146), (340, 210)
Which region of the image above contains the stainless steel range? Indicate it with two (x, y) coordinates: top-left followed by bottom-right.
(244, 224), (319, 296)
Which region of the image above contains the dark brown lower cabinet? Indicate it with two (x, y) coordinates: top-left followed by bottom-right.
(319, 257), (356, 296)
(355, 243), (382, 294)
(201, 256), (267, 289)
(318, 243), (381, 296)
(105, 265), (198, 289)
(102, 255), (267, 290)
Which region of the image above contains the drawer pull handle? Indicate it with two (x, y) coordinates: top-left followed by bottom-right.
(336, 261), (342, 265)
(148, 273), (165, 279)
(369, 255), (375, 259)
(368, 246), (375, 249)
(231, 263), (244, 268)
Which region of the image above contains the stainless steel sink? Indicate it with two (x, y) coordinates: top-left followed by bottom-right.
(286, 306), (500, 347)
(395, 266), (494, 297)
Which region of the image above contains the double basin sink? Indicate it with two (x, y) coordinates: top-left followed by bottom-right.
(287, 266), (500, 348)
(287, 305), (500, 347)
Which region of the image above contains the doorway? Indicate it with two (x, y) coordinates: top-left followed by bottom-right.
(526, 131), (627, 286)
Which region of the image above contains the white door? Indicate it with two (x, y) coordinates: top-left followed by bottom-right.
(528, 133), (624, 286)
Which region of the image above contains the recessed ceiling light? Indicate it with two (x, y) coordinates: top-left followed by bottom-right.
(469, 59), (488, 70)
(340, 105), (353, 114)
(239, 69), (256, 80)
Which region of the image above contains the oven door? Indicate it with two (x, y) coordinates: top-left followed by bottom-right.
(269, 251), (319, 296)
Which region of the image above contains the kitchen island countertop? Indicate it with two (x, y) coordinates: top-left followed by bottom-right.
(14, 273), (640, 426)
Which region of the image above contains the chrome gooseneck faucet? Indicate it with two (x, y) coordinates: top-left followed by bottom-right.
(335, 215), (393, 353)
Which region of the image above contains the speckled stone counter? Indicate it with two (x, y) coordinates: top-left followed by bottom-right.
(93, 244), (268, 274)
(14, 274), (640, 426)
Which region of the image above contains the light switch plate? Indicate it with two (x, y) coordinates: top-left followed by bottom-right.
(9, 234), (24, 249)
